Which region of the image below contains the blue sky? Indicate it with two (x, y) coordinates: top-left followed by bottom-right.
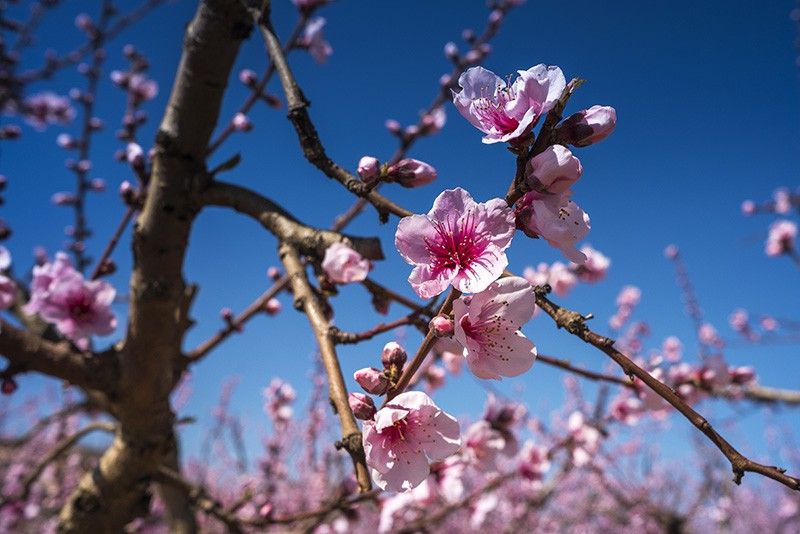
(2, 0), (799, 477)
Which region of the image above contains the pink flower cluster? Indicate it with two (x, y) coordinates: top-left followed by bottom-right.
(24, 253), (116, 345)
(522, 244), (610, 297)
(609, 285), (641, 330)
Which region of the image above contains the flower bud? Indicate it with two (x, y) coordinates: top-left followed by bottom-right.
(232, 112), (252, 132)
(348, 392), (376, 420)
(381, 341), (407, 368)
(444, 42), (459, 60)
(89, 178), (106, 192)
(265, 297), (282, 316)
(267, 266), (281, 280)
(126, 143), (145, 167)
(385, 119), (401, 134)
(357, 156), (380, 183)
(220, 307), (234, 321)
(525, 145), (582, 194)
(385, 158), (437, 188)
(663, 244), (679, 260)
(741, 200), (756, 215)
(353, 367), (388, 395)
(57, 133), (77, 149)
(239, 68), (258, 86)
(429, 315), (454, 337)
(555, 105), (616, 147)
(51, 192), (77, 206)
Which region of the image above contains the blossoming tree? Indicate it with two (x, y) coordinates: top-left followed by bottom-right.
(1, 0), (799, 532)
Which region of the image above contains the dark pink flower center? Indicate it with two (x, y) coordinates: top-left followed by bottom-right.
(67, 292), (93, 319)
(474, 85), (518, 133)
(425, 211), (491, 276)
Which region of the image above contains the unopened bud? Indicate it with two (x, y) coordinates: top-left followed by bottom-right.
(348, 392), (376, 420)
(357, 156), (380, 183)
(385, 158), (437, 188)
(353, 367), (389, 395)
(381, 341), (407, 368)
(555, 105), (616, 147)
(429, 315), (454, 337)
(265, 298), (282, 316)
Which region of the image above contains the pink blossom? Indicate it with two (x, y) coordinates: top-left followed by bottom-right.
(698, 322), (723, 348)
(238, 68), (258, 86)
(395, 188), (514, 298)
(23, 92), (75, 129)
(516, 191), (590, 263)
(567, 411), (601, 466)
(573, 245), (610, 282)
(522, 262), (550, 287)
(729, 308), (749, 332)
(128, 73), (158, 101)
(362, 391), (460, 491)
(662, 336), (683, 362)
(0, 275), (17, 310)
(664, 244), (679, 259)
(525, 145), (583, 194)
(385, 159), (437, 188)
(555, 105), (617, 147)
(616, 285), (641, 307)
(773, 188), (792, 214)
(263, 378), (296, 424)
(433, 337), (464, 375)
(452, 64), (565, 144)
(452, 276), (537, 379)
(0, 246), (10, 271)
(765, 220), (797, 256)
(547, 261), (578, 296)
(321, 242), (370, 284)
(463, 420), (507, 471)
(518, 441), (550, 482)
(609, 395), (643, 425)
(299, 17), (333, 64)
(24, 253), (116, 342)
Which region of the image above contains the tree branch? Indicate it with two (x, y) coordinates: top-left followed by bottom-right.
(532, 284), (800, 492)
(279, 242), (372, 492)
(201, 180), (384, 260)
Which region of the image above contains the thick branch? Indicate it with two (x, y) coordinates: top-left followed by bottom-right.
(202, 180), (384, 260)
(0, 320), (115, 392)
(279, 243), (372, 492)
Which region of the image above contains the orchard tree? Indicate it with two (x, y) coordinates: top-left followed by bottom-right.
(1, 0), (799, 532)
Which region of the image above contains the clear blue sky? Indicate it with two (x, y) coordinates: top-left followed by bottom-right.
(2, 0), (799, 473)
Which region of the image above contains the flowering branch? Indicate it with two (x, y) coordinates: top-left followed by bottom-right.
(532, 284), (800, 491)
(254, 2), (411, 221)
(278, 242), (372, 491)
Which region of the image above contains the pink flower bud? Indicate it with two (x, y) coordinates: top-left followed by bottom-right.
(663, 244), (679, 259)
(75, 14), (94, 32)
(429, 315), (454, 337)
(110, 70), (128, 86)
(119, 180), (134, 199)
(381, 341), (407, 368)
(385, 158), (437, 188)
(267, 266), (281, 280)
(126, 143), (144, 167)
(385, 119), (401, 134)
(353, 367), (388, 395)
(232, 112), (252, 132)
(556, 105), (616, 147)
(239, 68), (258, 86)
(57, 133), (76, 149)
(89, 178), (106, 192)
(741, 200), (756, 215)
(439, 73), (452, 87)
(348, 392), (376, 420)
(357, 156), (380, 182)
(444, 42), (459, 59)
(51, 192), (77, 206)
(525, 145), (582, 194)
(220, 307), (234, 321)
(461, 29), (476, 42)
(488, 9), (503, 24)
(264, 298), (282, 316)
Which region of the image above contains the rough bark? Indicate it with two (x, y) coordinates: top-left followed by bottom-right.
(57, 1), (252, 531)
